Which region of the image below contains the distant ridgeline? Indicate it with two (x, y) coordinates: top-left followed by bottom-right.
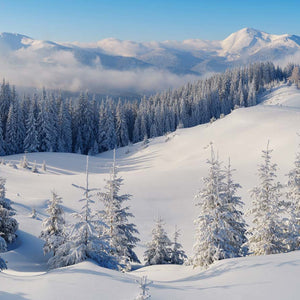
(0, 62), (297, 156)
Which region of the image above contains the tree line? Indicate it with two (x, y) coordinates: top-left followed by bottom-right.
(0, 62), (296, 156)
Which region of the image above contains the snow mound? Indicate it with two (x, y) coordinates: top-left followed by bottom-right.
(260, 84), (300, 108)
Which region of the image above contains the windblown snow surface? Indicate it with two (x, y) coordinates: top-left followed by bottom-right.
(0, 84), (299, 299)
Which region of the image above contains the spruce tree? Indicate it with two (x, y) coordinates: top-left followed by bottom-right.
(170, 226), (187, 265)
(285, 150), (300, 250)
(24, 104), (39, 153)
(221, 159), (247, 257)
(144, 218), (172, 265)
(99, 150), (140, 264)
(245, 143), (286, 255)
(0, 236), (7, 271)
(192, 146), (227, 268)
(40, 191), (66, 255)
(49, 156), (116, 269)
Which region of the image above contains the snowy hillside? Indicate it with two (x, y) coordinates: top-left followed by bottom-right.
(0, 28), (299, 93)
(0, 84), (299, 299)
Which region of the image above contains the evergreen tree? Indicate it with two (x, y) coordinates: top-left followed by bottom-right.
(221, 159), (247, 257)
(245, 143), (286, 255)
(0, 125), (5, 156)
(170, 226), (187, 265)
(192, 146), (228, 268)
(285, 150), (300, 250)
(144, 218), (172, 265)
(49, 156), (116, 269)
(99, 150), (140, 264)
(57, 101), (72, 153)
(24, 103), (39, 153)
(5, 103), (18, 154)
(116, 101), (129, 147)
(0, 236), (7, 271)
(40, 191), (66, 255)
(0, 178), (13, 211)
(0, 205), (18, 243)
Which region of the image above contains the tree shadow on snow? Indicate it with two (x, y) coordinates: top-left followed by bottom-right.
(0, 292), (29, 300)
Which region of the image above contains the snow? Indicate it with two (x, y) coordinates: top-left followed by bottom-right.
(0, 84), (299, 299)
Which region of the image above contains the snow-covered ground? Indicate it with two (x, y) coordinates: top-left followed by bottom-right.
(0, 84), (299, 299)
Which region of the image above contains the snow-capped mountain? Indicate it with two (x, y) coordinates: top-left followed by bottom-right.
(1, 28), (299, 74)
(0, 28), (299, 93)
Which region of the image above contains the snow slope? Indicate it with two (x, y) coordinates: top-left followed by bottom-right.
(0, 84), (299, 299)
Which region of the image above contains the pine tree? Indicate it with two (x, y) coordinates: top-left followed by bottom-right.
(0, 125), (5, 156)
(57, 101), (72, 153)
(221, 159), (247, 257)
(170, 226), (187, 265)
(0, 236), (7, 271)
(40, 191), (66, 255)
(49, 156), (116, 269)
(116, 101), (129, 147)
(0, 205), (18, 243)
(144, 218), (172, 265)
(99, 150), (140, 264)
(5, 103), (18, 154)
(24, 103), (39, 153)
(245, 143), (286, 255)
(0, 177), (14, 212)
(285, 150), (300, 250)
(192, 146), (228, 268)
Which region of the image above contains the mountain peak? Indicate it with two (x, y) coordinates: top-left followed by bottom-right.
(221, 28), (271, 54)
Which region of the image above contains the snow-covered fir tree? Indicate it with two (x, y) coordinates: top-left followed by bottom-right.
(192, 146), (227, 268)
(245, 143), (286, 255)
(0, 177), (18, 244)
(40, 191), (66, 255)
(0, 204), (18, 243)
(49, 156), (117, 270)
(144, 218), (172, 265)
(193, 147), (246, 268)
(0, 125), (5, 156)
(222, 158), (247, 257)
(285, 149), (300, 250)
(0, 236), (7, 271)
(24, 103), (39, 153)
(99, 149), (140, 265)
(0, 177), (13, 211)
(170, 226), (187, 265)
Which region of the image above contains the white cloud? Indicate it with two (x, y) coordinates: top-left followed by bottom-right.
(0, 49), (198, 94)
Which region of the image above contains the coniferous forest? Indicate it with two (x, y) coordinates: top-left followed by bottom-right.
(0, 62), (295, 156)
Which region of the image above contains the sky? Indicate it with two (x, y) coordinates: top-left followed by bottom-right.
(0, 0), (299, 42)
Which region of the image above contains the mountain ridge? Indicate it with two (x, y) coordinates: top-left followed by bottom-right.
(0, 28), (299, 93)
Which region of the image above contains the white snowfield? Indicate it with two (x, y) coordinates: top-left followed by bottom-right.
(0, 84), (300, 299)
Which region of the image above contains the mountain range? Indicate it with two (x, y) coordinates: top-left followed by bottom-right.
(0, 28), (299, 94)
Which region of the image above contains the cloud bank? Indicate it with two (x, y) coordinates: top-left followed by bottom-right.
(0, 49), (199, 95)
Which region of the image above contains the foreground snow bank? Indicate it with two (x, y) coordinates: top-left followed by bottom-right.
(1, 251), (300, 300)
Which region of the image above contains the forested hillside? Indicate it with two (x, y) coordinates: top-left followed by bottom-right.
(0, 62), (296, 155)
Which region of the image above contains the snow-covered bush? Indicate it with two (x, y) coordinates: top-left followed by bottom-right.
(135, 276), (152, 300)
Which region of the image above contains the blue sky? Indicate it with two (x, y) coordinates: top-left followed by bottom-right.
(0, 0), (299, 42)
